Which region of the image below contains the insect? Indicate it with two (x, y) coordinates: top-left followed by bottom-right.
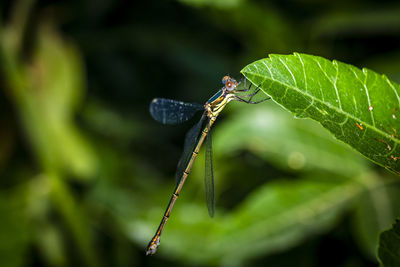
(146, 76), (268, 255)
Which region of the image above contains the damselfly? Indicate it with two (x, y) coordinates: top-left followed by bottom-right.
(146, 76), (268, 255)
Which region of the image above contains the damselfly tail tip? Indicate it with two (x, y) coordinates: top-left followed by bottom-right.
(145, 243), (157, 255)
(145, 236), (160, 256)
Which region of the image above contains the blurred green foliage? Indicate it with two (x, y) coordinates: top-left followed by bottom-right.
(0, 0), (400, 266)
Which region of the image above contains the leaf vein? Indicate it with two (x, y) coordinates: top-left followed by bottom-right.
(296, 53), (308, 91)
(279, 58), (297, 87)
(314, 59), (341, 108)
(262, 61), (274, 79)
(338, 116), (349, 126)
(362, 70), (376, 127)
(245, 70), (400, 145)
(385, 77), (400, 107)
(331, 60), (343, 109)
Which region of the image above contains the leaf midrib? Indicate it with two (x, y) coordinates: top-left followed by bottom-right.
(244, 70), (400, 146)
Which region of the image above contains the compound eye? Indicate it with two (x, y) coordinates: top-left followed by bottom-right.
(225, 81), (235, 90)
(222, 75), (230, 85)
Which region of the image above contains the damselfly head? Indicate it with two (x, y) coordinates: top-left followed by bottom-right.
(222, 75), (230, 84)
(222, 75), (238, 91)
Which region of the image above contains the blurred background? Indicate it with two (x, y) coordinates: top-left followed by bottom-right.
(1, 0), (400, 266)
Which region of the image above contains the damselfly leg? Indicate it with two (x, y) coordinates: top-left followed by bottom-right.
(146, 75), (269, 255)
(234, 79), (270, 104)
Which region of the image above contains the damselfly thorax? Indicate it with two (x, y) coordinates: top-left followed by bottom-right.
(146, 75), (269, 255)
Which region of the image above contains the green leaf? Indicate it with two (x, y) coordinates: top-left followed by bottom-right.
(214, 103), (368, 175)
(241, 53), (400, 174)
(377, 218), (400, 267)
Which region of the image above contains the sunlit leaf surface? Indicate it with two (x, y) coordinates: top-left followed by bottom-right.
(214, 104), (368, 175)
(242, 53), (400, 174)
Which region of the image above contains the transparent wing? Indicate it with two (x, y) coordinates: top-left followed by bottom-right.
(175, 113), (206, 184)
(205, 130), (215, 217)
(149, 98), (203, 125)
